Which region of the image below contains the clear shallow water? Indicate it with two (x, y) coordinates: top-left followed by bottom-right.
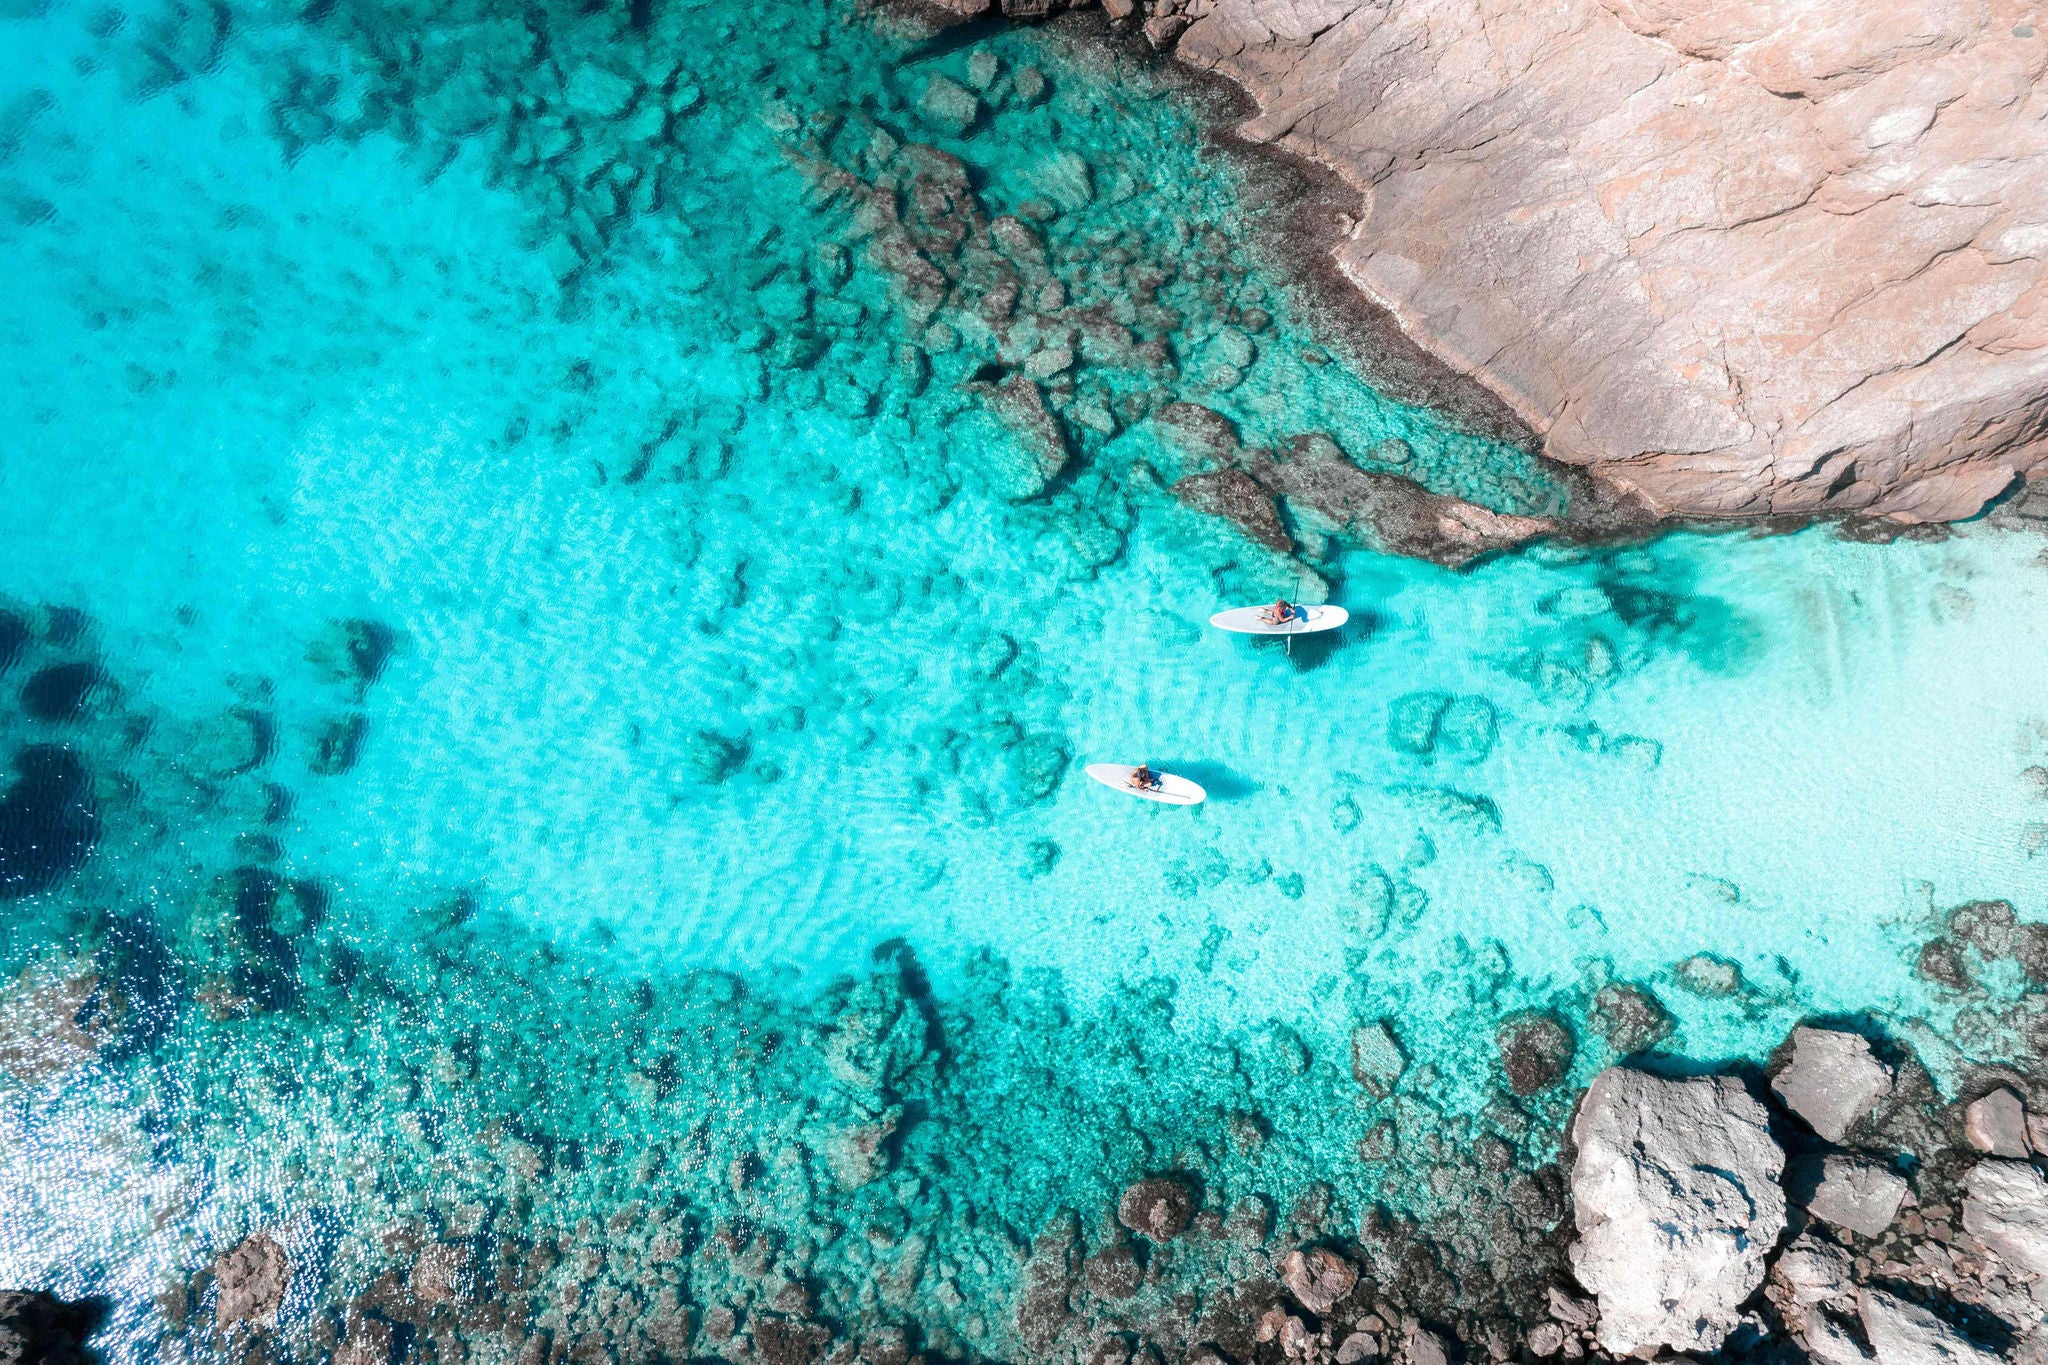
(1, 0), (2046, 1354)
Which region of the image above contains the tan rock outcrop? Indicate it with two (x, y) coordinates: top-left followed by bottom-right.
(1160, 0), (2048, 520)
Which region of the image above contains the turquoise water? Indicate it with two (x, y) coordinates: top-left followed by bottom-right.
(1, 0), (2046, 1355)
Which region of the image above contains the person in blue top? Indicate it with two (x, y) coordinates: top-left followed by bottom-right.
(1128, 764), (1163, 792)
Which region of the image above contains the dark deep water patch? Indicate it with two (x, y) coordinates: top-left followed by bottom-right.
(20, 662), (106, 723)
(0, 744), (99, 899)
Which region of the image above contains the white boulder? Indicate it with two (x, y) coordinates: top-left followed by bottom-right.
(1963, 1158), (2048, 1278)
(1569, 1068), (1786, 1355)
(1796, 1154), (1910, 1238)
(1775, 1234), (1854, 1307)
(1858, 1287), (1999, 1365)
(1804, 1310), (1876, 1365)
(1772, 1028), (1893, 1142)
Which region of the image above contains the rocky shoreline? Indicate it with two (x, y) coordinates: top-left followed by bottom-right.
(943, 0), (2048, 532)
(20, 991), (2048, 1365)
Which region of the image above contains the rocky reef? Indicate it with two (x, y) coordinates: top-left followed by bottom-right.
(20, 912), (2048, 1365)
(956, 0), (2048, 528)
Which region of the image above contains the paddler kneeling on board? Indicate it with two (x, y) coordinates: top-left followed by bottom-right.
(1129, 764), (1163, 792)
(1259, 599), (1299, 626)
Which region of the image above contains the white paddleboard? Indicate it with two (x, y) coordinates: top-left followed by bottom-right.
(1085, 763), (1207, 806)
(1209, 603), (1349, 636)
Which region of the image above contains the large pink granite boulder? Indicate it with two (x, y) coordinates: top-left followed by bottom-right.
(1167, 0), (2048, 521)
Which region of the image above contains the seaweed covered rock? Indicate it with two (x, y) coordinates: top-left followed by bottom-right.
(1568, 1068), (1785, 1355)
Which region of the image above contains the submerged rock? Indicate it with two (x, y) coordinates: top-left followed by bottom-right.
(919, 75), (980, 135)
(1350, 1020), (1407, 1097)
(1497, 1011), (1574, 1096)
(1150, 403), (1243, 476)
(682, 730), (748, 784)
(1171, 469), (1293, 551)
(1589, 983), (1673, 1054)
(1388, 692), (1450, 756)
(1771, 1027), (1892, 1142)
(1255, 437), (1554, 568)
(1568, 1067), (1785, 1355)
(307, 618), (398, 689)
(956, 374), (1070, 501)
(409, 1242), (474, 1306)
(0, 960), (127, 1082)
(1117, 1177), (1195, 1241)
(19, 662), (106, 723)
(1671, 952), (1746, 998)
(308, 713), (368, 776)
(0, 610), (28, 675)
(562, 63), (638, 118)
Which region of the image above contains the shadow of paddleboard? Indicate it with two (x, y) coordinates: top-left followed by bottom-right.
(1149, 760), (1257, 801)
